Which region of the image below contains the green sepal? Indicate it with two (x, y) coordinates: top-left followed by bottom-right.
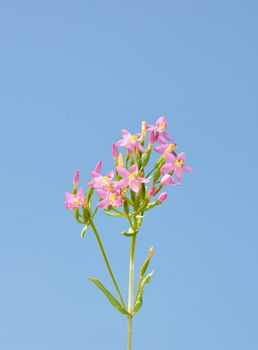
(81, 224), (88, 238)
(88, 277), (129, 316)
(83, 207), (90, 222)
(86, 187), (94, 201)
(142, 147), (152, 167)
(133, 271), (154, 314)
(121, 226), (138, 237)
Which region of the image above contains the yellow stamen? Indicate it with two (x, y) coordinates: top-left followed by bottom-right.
(102, 176), (109, 184)
(176, 159), (184, 167)
(130, 135), (138, 143)
(128, 172), (137, 181)
(109, 193), (117, 203)
(167, 143), (176, 152)
(158, 123), (166, 131)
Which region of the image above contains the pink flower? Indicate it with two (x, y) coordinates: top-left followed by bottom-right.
(158, 192), (168, 203)
(116, 164), (150, 193)
(162, 152), (192, 180)
(116, 129), (145, 153)
(88, 161), (114, 189)
(65, 188), (85, 209)
(155, 141), (177, 156)
(73, 169), (80, 186)
(96, 188), (123, 208)
(147, 116), (172, 143)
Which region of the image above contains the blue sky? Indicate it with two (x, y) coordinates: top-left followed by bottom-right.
(0, 1), (257, 349)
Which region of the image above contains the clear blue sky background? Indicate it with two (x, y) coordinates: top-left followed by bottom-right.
(0, 1), (257, 349)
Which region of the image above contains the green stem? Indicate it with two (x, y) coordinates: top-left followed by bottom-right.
(89, 218), (126, 309)
(127, 234), (136, 350)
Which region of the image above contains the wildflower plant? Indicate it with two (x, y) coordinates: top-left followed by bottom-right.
(65, 116), (191, 349)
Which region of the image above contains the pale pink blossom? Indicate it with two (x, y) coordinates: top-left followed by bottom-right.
(96, 188), (123, 208)
(88, 161), (114, 189)
(147, 116), (172, 143)
(116, 129), (145, 153)
(116, 164), (149, 193)
(65, 188), (85, 209)
(164, 152), (192, 180)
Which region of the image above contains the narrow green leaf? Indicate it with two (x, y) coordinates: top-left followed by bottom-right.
(104, 211), (122, 217)
(81, 224), (88, 238)
(88, 277), (129, 316)
(133, 271), (154, 314)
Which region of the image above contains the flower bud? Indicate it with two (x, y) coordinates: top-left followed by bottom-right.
(149, 131), (155, 146)
(158, 192), (168, 203)
(118, 153), (124, 167)
(112, 144), (119, 159)
(73, 169), (79, 186)
(148, 185), (156, 198)
(161, 174), (173, 186)
(142, 121), (147, 139)
(147, 245), (155, 259)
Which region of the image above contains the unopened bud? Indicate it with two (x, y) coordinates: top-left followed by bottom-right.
(158, 192), (168, 203)
(112, 144), (119, 159)
(148, 245), (155, 259)
(73, 169), (79, 186)
(142, 121), (147, 139)
(161, 174), (173, 186)
(149, 131), (155, 146)
(148, 185), (156, 198)
(118, 153), (124, 167)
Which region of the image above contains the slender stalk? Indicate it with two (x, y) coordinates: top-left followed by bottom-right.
(127, 234), (136, 350)
(89, 218), (126, 309)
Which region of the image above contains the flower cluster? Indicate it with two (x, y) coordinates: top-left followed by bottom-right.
(65, 116), (191, 227)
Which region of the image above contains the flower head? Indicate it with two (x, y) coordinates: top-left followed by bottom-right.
(65, 188), (85, 209)
(164, 152), (192, 180)
(147, 116), (172, 143)
(88, 161), (114, 189)
(116, 164), (149, 193)
(116, 129), (145, 153)
(96, 187), (123, 208)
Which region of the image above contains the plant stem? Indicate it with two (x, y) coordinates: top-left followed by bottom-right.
(127, 234), (136, 350)
(89, 218), (126, 309)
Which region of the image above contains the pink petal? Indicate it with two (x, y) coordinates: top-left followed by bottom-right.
(129, 164), (137, 173)
(175, 168), (183, 180)
(156, 116), (167, 126)
(162, 131), (172, 141)
(97, 199), (109, 208)
(177, 152), (186, 160)
(129, 179), (139, 193)
(96, 189), (108, 199)
(164, 152), (176, 162)
(121, 129), (131, 137)
(117, 178), (129, 189)
(116, 139), (128, 147)
(136, 142), (146, 153)
(161, 174), (172, 186)
(183, 165), (192, 172)
(116, 166), (129, 177)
